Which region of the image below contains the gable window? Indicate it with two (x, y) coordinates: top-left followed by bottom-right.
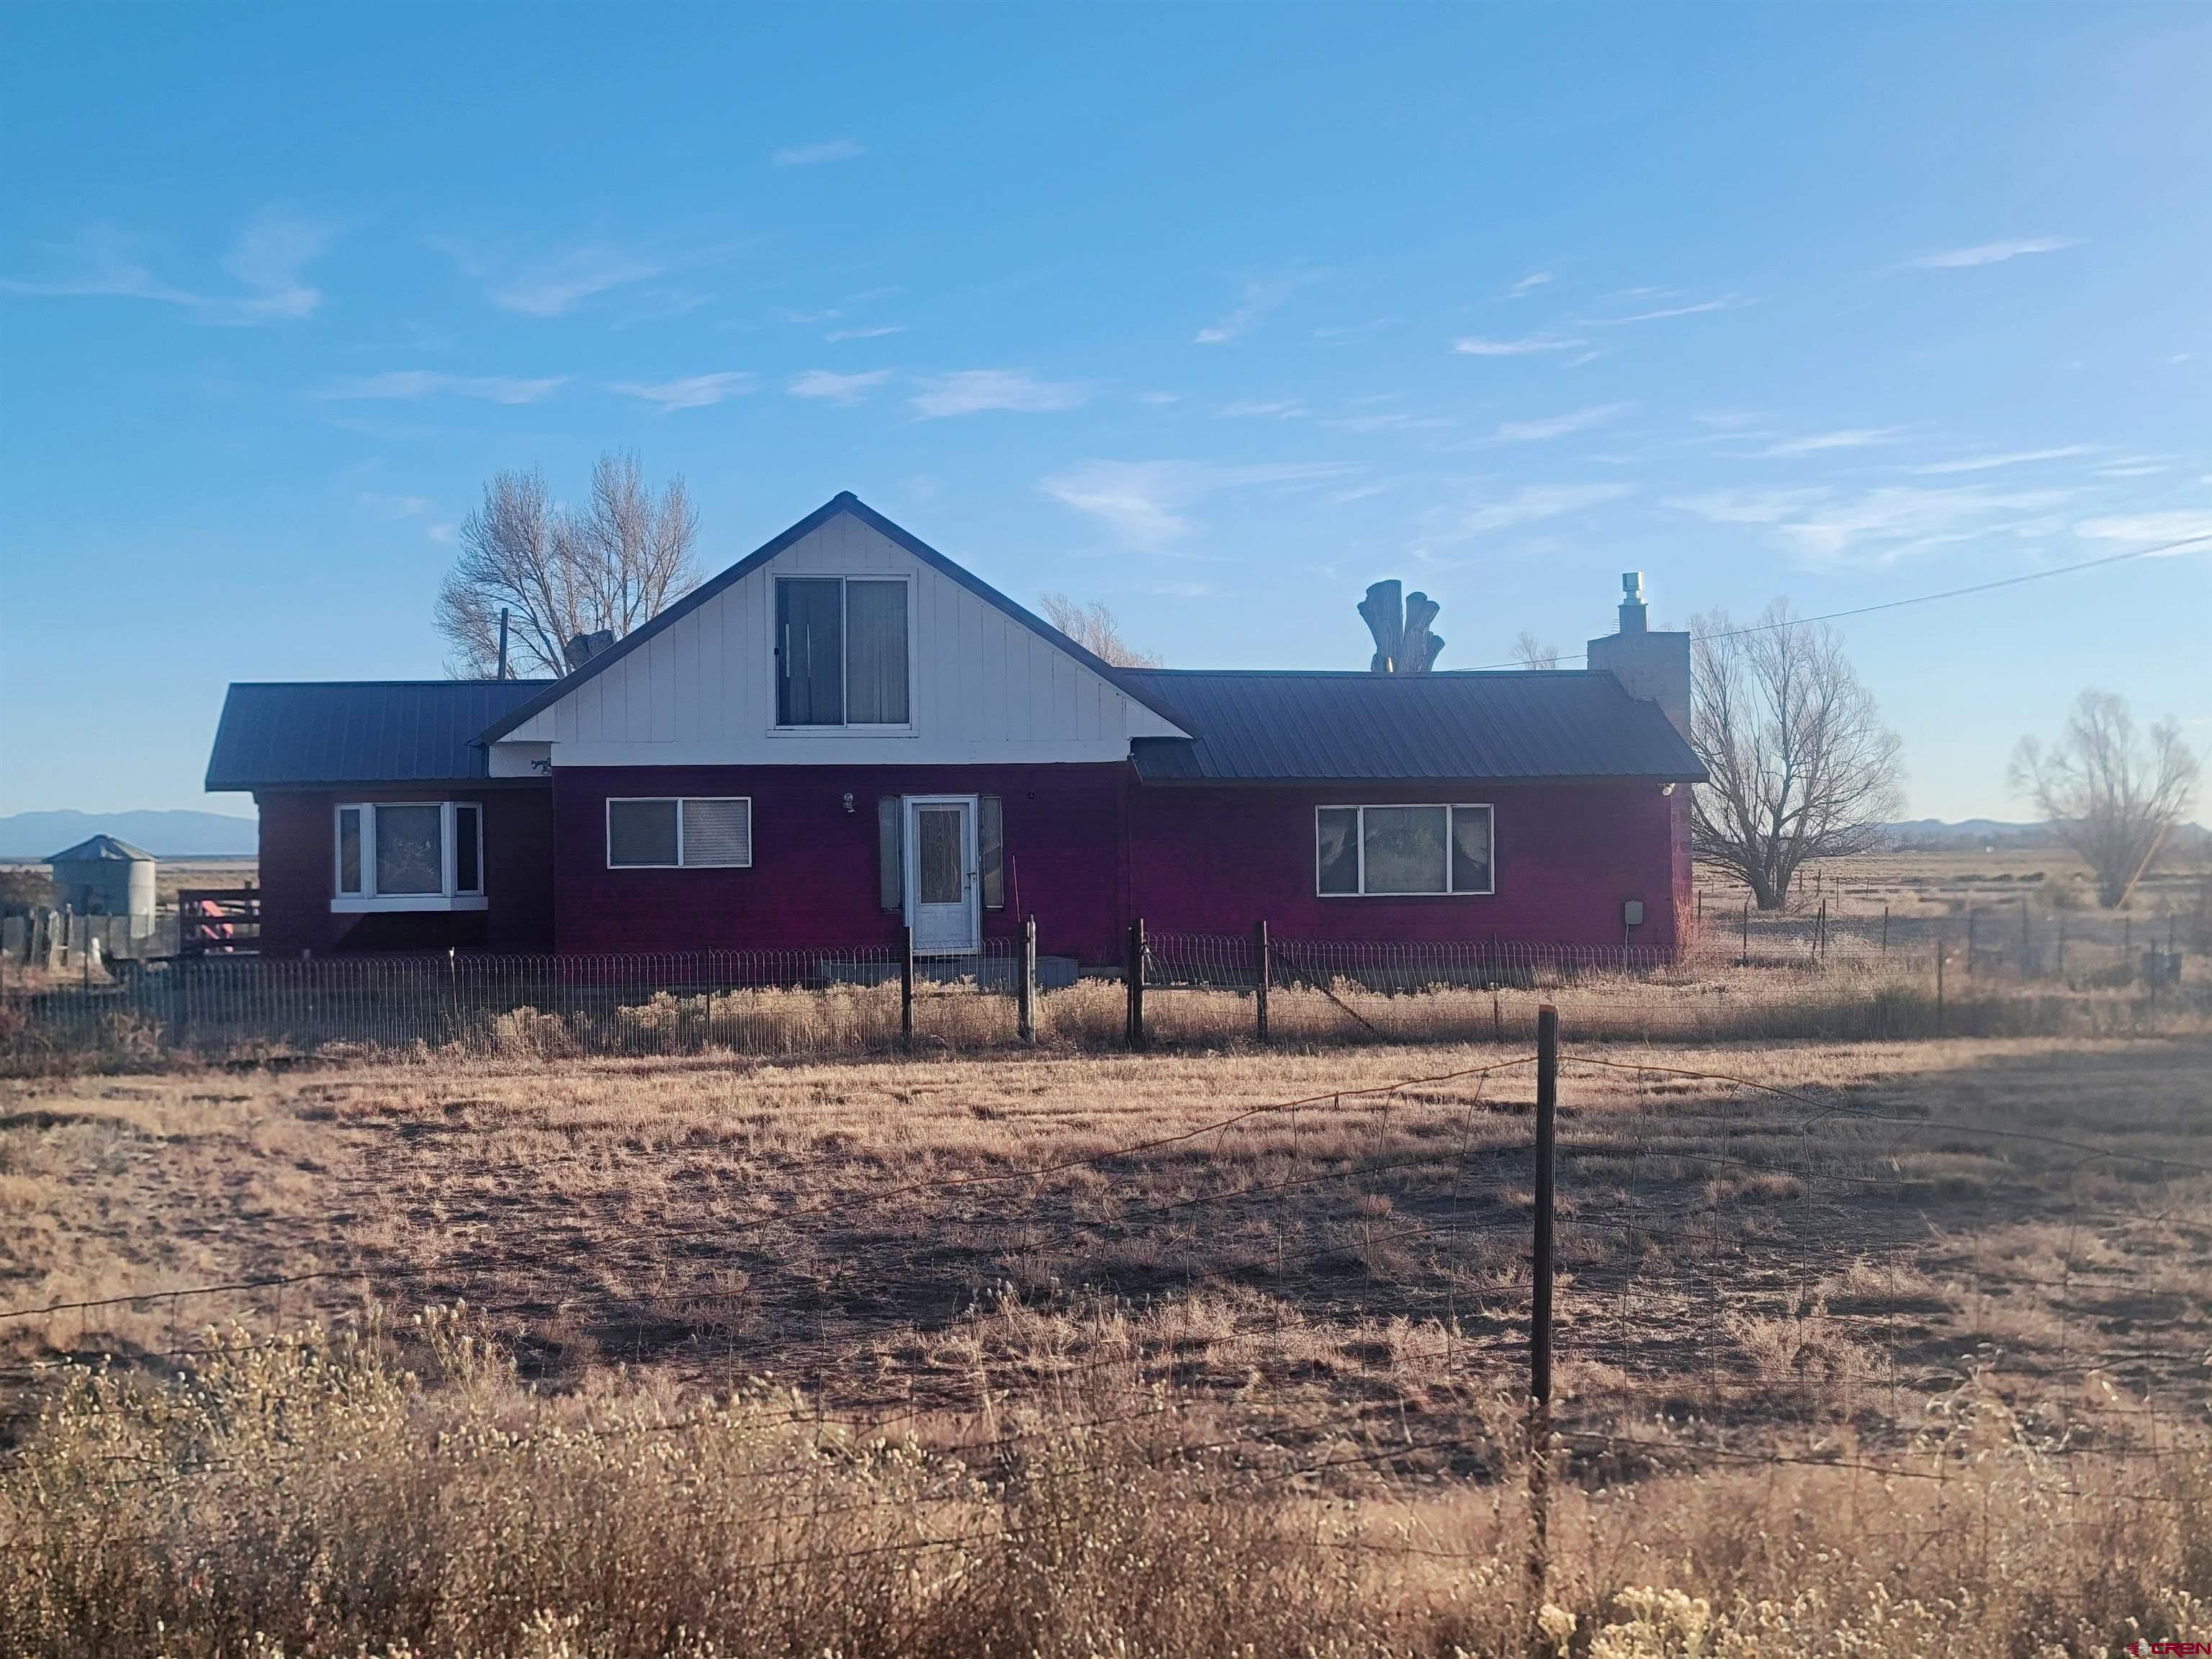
(1316, 804), (1493, 897)
(775, 577), (910, 727)
(333, 801), (486, 912)
(606, 797), (752, 869)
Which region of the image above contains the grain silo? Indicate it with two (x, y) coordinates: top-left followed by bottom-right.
(46, 836), (158, 938)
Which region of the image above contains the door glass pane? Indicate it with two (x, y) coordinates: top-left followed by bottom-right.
(917, 807), (963, 904)
(775, 579), (843, 725)
(1360, 806), (1448, 895)
(608, 799), (680, 867)
(1316, 807), (1359, 895)
(337, 808), (363, 895)
(375, 804), (444, 895)
(453, 804), (482, 894)
(845, 580), (909, 723)
(1451, 806), (1493, 894)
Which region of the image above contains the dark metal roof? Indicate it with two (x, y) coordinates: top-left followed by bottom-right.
(477, 492), (1190, 745)
(48, 835), (154, 863)
(205, 680), (556, 791)
(1121, 670), (1707, 784)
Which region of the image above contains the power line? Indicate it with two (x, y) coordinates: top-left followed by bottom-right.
(1473, 531), (2212, 670)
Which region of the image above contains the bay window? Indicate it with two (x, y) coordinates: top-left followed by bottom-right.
(1316, 804), (1493, 897)
(333, 801), (485, 912)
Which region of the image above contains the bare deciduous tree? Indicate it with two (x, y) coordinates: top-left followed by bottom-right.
(1691, 600), (1905, 909)
(1038, 593), (1162, 667)
(2010, 691), (2203, 909)
(1511, 631), (1562, 670)
(436, 452), (701, 678)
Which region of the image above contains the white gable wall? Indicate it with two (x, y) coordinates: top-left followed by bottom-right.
(495, 510), (1184, 768)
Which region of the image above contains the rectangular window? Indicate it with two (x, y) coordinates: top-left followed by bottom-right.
(332, 801), (487, 911)
(775, 576), (910, 727)
(1315, 804), (1494, 897)
(336, 806), (364, 896)
(606, 797), (752, 869)
(452, 804), (482, 896)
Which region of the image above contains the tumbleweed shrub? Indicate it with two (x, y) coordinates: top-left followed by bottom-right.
(4, 1318), (2208, 1658)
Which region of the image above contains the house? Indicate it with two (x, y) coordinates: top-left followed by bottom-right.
(204, 493), (1703, 963)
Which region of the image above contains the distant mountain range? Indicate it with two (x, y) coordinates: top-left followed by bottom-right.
(0, 810), (258, 860)
(1886, 818), (2210, 853)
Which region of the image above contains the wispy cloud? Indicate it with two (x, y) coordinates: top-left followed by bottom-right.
(772, 138), (865, 166)
(1, 212), (336, 324)
(1761, 428), (1899, 457)
(1902, 237), (2079, 271)
(1669, 482), (2073, 563)
(1586, 295), (1749, 325)
(909, 369), (1087, 418)
(2074, 511), (2212, 551)
(1040, 459), (1346, 549)
(357, 491), (432, 520)
(1216, 398), (1306, 419)
(825, 324), (904, 341)
(789, 368), (892, 404)
(1493, 403), (1631, 442)
(317, 372), (567, 405)
(609, 372), (754, 412)
(1452, 482), (1632, 536)
(1506, 271), (1552, 298)
(431, 235), (665, 318)
(1910, 446), (2093, 475)
(1452, 333), (1587, 357)
(1194, 273), (1316, 345)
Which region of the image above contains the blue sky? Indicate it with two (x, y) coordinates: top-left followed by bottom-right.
(2, 3), (2206, 821)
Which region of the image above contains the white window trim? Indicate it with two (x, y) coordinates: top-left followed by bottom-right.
(606, 796), (754, 870)
(770, 573), (917, 733)
(1315, 803), (1496, 899)
(331, 801), (488, 914)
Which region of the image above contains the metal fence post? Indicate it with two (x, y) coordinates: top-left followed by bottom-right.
(1017, 915), (1037, 1046)
(1740, 899), (1750, 967)
(1125, 917), (1146, 1050)
(1935, 943), (1945, 1036)
(1966, 906), (1975, 974)
(1254, 919), (1270, 1043)
(1881, 904), (1889, 956)
(1527, 1003), (1558, 1646)
(900, 926), (914, 1051)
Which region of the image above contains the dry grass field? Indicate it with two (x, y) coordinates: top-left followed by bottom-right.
(4, 1030), (2210, 1654)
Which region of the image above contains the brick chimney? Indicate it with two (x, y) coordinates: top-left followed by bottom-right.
(1586, 572), (1691, 739)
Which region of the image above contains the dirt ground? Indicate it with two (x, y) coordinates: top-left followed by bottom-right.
(5, 1033), (2207, 1474)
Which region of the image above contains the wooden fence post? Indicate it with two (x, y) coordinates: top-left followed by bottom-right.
(1254, 919), (1270, 1043)
(1935, 943), (1945, 1037)
(1527, 1004), (1559, 1646)
(1966, 906), (1975, 974)
(1125, 917), (1146, 1050)
(1017, 916), (1037, 1046)
(1881, 904), (1889, 956)
(1739, 899), (1750, 967)
(900, 926), (914, 1051)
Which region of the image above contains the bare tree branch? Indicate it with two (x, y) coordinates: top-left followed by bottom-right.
(2010, 691), (2203, 907)
(1038, 592), (1162, 668)
(1689, 599), (1905, 909)
(1511, 631), (1562, 671)
(434, 452), (701, 678)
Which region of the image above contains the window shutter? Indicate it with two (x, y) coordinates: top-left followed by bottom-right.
(979, 796), (1004, 910)
(877, 796), (902, 912)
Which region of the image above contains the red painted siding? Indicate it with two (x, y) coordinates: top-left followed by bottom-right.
(1127, 780), (1686, 953)
(252, 768), (1686, 961)
(552, 765), (1130, 961)
(253, 786), (554, 956)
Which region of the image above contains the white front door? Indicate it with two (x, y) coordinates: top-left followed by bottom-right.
(905, 796), (979, 954)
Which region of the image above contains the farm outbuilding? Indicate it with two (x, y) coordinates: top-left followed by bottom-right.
(45, 835), (158, 938)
